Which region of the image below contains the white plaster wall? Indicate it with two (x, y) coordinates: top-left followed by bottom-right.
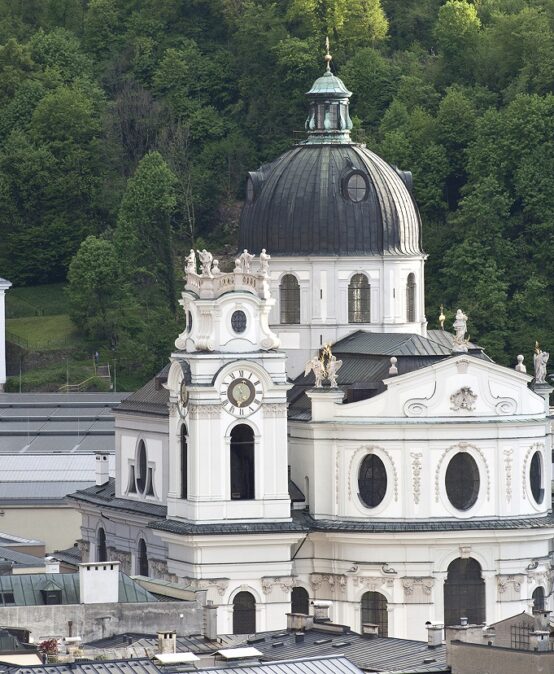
(0, 278), (12, 390)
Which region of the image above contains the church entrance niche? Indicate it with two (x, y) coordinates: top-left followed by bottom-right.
(97, 527), (107, 562)
(444, 558), (485, 626)
(291, 587), (309, 615)
(233, 591), (256, 634)
(361, 591), (388, 637)
(532, 586), (545, 611)
(230, 424), (255, 500)
(138, 538), (149, 576)
(181, 424), (188, 499)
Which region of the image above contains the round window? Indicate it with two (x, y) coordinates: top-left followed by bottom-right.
(358, 454), (387, 508)
(530, 451), (544, 504)
(346, 173), (367, 202)
(231, 310), (247, 334)
(445, 452), (480, 511)
(246, 177), (255, 202)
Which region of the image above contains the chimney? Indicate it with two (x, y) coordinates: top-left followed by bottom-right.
(157, 631), (177, 654)
(204, 601), (218, 640)
(312, 600), (332, 622)
(533, 609), (551, 631)
(79, 561), (119, 604)
(95, 451), (110, 486)
(426, 622), (443, 648)
(460, 617), (468, 627)
(361, 623), (379, 638)
(287, 613), (314, 632)
(529, 630), (550, 652)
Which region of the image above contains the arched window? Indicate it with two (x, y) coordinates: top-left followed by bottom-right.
(444, 558), (485, 627)
(406, 273), (416, 322)
(361, 591), (388, 637)
(136, 440), (147, 494)
(530, 451), (544, 504)
(532, 586), (545, 611)
(181, 425), (188, 500)
(230, 425), (255, 500)
(348, 274), (370, 323)
(280, 275), (300, 325)
(291, 587), (309, 615)
(358, 454), (387, 508)
(97, 527), (107, 563)
(445, 453), (480, 511)
(138, 538), (149, 577)
(233, 591), (256, 634)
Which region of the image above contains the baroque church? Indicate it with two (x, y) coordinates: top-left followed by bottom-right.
(70, 51), (553, 641)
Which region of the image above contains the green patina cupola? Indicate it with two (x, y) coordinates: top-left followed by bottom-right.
(304, 39), (353, 144)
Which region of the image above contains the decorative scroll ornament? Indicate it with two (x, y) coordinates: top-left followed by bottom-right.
(310, 573), (347, 593)
(402, 577), (434, 596)
(181, 577), (229, 596)
(450, 386), (477, 411)
(305, 344), (342, 388)
(262, 576), (295, 595)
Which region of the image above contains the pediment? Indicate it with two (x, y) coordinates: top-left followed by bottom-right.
(338, 355), (543, 418)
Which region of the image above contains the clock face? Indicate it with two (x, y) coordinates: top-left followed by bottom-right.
(177, 379), (188, 418)
(220, 369), (263, 417)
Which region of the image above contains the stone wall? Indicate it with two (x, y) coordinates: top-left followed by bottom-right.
(0, 600), (203, 642)
(449, 640), (554, 674)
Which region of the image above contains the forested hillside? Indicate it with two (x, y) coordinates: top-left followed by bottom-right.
(1, 0), (553, 383)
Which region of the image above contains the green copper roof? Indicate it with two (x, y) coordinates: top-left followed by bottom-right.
(306, 70), (351, 97)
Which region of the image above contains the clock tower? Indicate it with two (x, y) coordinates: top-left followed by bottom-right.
(165, 250), (291, 523)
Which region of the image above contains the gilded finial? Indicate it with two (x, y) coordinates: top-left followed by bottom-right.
(439, 304), (445, 331)
(324, 36), (332, 71)
(535, 340), (541, 354)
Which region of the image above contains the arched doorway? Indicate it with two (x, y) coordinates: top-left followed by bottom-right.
(444, 558), (485, 626)
(291, 587), (309, 615)
(233, 591), (256, 634)
(532, 586), (545, 611)
(361, 591), (388, 637)
(97, 527), (107, 562)
(230, 425), (255, 500)
(138, 538), (149, 577)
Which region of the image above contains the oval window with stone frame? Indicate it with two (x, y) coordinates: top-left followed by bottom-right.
(346, 172), (368, 203)
(445, 452), (480, 511)
(231, 310), (247, 334)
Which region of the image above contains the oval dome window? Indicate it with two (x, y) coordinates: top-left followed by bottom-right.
(346, 173), (368, 202)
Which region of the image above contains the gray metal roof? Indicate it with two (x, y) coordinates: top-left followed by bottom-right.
(238, 631), (447, 674)
(0, 481), (93, 505)
(85, 633), (241, 654)
(0, 546), (46, 568)
(0, 572), (157, 605)
(239, 144), (422, 258)
(117, 365), (170, 418)
(68, 479), (168, 519)
(50, 544), (81, 566)
(197, 655), (364, 674)
(148, 518), (307, 536)
(4, 659), (161, 674)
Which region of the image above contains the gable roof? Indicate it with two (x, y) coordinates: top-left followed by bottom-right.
(116, 364), (171, 417)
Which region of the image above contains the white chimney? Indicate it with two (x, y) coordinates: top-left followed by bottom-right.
(361, 623), (379, 638)
(157, 631), (177, 654)
(312, 600), (332, 622)
(426, 622), (443, 647)
(79, 561), (119, 604)
(529, 630), (550, 652)
(95, 451), (110, 486)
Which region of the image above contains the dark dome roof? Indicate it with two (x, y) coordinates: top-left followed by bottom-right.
(239, 143), (423, 257)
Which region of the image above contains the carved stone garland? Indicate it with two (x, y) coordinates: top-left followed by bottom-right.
(261, 576), (295, 595)
(522, 443), (544, 500)
(410, 452), (423, 504)
(310, 573), (347, 593)
(434, 442), (490, 503)
(503, 449), (513, 503)
(348, 446), (398, 502)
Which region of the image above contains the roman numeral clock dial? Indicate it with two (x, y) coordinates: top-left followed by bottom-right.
(220, 369), (263, 417)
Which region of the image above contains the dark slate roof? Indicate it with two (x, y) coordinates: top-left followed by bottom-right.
(116, 365), (170, 417)
(236, 629), (447, 674)
(50, 543), (81, 566)
(239, 144), (422, 257)
(149, 518), (308, 536)
(197, 655), (365, 674)
(67, 478), (168, 519)
(0, 572), (157, 605)
(2, 659), (161, 674)
(85, 633), (242, 654)
(0, 392), (128, 455)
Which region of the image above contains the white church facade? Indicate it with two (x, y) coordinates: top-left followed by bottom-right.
(70, 53), (553, 641)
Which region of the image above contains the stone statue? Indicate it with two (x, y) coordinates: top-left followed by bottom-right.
(452, 308), (469, 353)
(533, 342), (549, 384)
(326, 353), (343, 388)
(439, 305), (445, 331)
(259, 248), (271, 276)
(212, 259), (221, 275)
(198, 249), (213, 277)
(389, 356), (398, 375)
(185, 249), (197, 275)
(304, 356), (325, 388)
(515, 354), (526, 373)
(234, 258), (242, 273)
(239, 249), (255, 273)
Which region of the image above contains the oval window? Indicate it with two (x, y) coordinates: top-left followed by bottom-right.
(445, 453), (480, 511)
(246, 177), (255, 202)
(346, 173), (367, 202)
(231, 310), (247, 333)
(530, 451), (544, 504)
(358, 454), (387, 508)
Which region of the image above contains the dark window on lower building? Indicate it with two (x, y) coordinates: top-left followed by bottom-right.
(97, 527), (107, 563)
(230, 424), (255, 500)
(233, 591), (256, 634)
(532, 586), (545, 611)
(1, 592), (15, 605)
(361, 591), (388, 637)
(530, 451), (544, 504)
(291, 587), (309, 615)
(406, 273), (416, 322)
(445, 452), (480, 510)
(181, 424), (188, 499)
(136, 440), (147, 493)
(444, 557), (485, 627)
(280, 275), (300, 324)
(348, 274), (370, 323)
(138, 538), (148, 577)
(358, 454), (387, 508)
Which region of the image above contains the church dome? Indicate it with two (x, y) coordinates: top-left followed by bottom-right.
(238, 49), (423, 257)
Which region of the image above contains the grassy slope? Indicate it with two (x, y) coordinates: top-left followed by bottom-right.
(6, 314), (81, 349)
